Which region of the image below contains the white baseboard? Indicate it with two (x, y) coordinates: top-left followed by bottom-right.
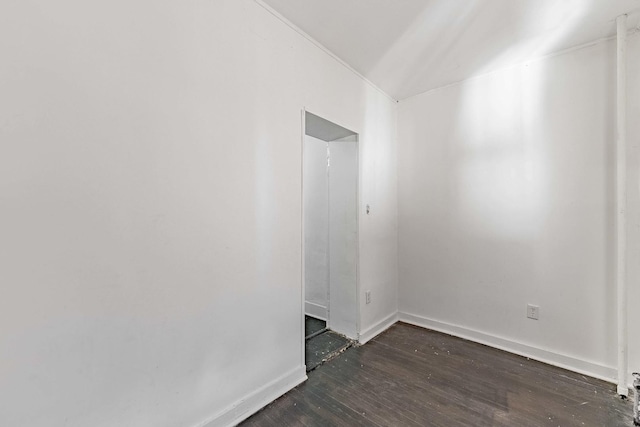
(617, 384), (629, 396)
(398, 311), (617, 384)
(305, 301), (327, 320)
(359, 312), (398, 344)
(197, 366), (307, 427)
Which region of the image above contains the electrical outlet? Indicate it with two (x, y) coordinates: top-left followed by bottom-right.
(365, 291), (371, 305)
(527, 304), (539, 320)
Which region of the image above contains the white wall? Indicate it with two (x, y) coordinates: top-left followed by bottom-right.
(304, 136), (329, 319)
(0, 1), (398, 426)
(398, 38), (640, 382)
(627, 34), (640, 385)
(303, 134), (359, 336)
(328, 137), (359, 338)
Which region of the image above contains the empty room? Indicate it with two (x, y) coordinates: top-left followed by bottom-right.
(2, 0), (640, 426)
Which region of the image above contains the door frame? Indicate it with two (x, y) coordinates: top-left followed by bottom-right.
(300, 108), (361, 368)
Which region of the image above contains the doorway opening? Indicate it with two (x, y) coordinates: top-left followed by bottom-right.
(302, 111), (359, 371)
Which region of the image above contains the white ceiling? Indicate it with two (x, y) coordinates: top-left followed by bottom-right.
(261, 0), (640, 100)
(306, 111), (357, 141)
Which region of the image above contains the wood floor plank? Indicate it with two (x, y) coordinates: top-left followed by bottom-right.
(241, 323), (634, 426)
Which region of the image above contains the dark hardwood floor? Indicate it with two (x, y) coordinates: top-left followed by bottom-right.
(241, 322), (633, 426)
(305, 316), (327, 338)
(305, 316), (353, 372)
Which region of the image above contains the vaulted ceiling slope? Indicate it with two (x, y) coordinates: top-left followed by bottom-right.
(260, 0), (640, 100)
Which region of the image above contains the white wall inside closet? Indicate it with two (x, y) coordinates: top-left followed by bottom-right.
(304, 135), (330, 320)
(304, 113), (358, 339)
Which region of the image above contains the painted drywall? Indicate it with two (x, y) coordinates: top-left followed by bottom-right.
(398, 38), (639, 382)
(0, 1), (398, 426)
(304, 135), (329, 319)
(303, 134), (359, 334)
(626, 34), (640, 386)
(328, 137), (359, 339)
